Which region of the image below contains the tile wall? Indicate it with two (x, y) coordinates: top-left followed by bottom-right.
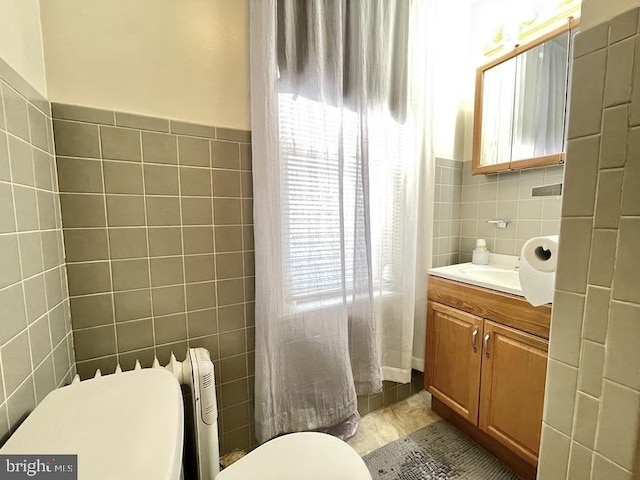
(0, 59), (74, 444)
(432, 158), (462, 267)
(51, 104), (255, 453)
(538, 8), (640, 479)
(459, 162), (565, 262)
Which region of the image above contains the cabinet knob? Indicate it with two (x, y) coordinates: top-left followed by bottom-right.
(484, 332), (491, 358)
(472, 327), (479, 353)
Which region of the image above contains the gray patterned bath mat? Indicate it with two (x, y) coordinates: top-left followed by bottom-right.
(363, 420), (519, 479)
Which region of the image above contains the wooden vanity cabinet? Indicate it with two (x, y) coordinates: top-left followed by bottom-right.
(426, 302), (483, 424)
(425, 276), (551, 479)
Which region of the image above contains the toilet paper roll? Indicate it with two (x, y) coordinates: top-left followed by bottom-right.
(519, 235), (559, 306)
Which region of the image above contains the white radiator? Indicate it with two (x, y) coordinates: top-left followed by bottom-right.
(74, 348), (220, 480)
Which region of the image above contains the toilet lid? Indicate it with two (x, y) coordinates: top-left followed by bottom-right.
(1, 370), (183, 480)
(217, 432), (372, 480)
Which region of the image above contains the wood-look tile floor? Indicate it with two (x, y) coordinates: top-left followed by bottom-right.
(348, 390), (441, 456)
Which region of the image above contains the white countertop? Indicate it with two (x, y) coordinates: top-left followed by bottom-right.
(428, 254), (523, 297)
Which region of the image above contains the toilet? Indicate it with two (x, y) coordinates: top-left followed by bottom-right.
(1, 367), (371, 480)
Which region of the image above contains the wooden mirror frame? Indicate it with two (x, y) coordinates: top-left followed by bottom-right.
(472, 18), (580, 175)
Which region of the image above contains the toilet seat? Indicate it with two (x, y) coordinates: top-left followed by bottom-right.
(217, 432), (372, 480)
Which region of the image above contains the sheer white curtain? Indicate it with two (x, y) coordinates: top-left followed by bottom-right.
(250, 0), (428, 443)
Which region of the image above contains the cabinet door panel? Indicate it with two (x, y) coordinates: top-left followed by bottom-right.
(426, 302), (483, 424)
(479, 320), (548, 466)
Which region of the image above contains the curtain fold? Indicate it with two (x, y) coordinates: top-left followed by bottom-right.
(250, 0), (427, 444)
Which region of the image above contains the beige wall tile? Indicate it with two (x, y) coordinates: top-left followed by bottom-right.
(69, 294), (114, 329)
(111, 258), (150, 291)
(3, 84), (32, 142)
(116, 318), (154, 352)
(604, 37), (635, 107)
(600, 105), (629, 169)
(142, 131), (177, 164)
(63, 228), (109, 262)
(184, 254), (215, 283)
(105, 195), (145, 227)
(562, 136), (600, 217)
(186, 281), (216, 311)
(73, 325), (116, 361)
(217, 278), (244, 307)
(613, 218), (640, 303)
(178, 136), (210, 167)
(211, 140), (239, 169)
(214, 199), (242, 226)
(594, 170), (624, 229)
(183, 226), (214, 254)
(578, 340), (606, 398)
(23, 275), (47, 324)
(181, 197), (213, 225)
(154, 313), (187, 344)
(7, 378), (35, 430)
(538, 425), (571, 479)
(19, 232), (43, 278)
(605, 302), (640, 390)
(544, 359), (578, 435)
(583, 286), (610, 343)
(567, 441), (593, 480)
(66, 261), (111, 296)
(573, 23), (608, 58)
(114, 289), (152, 323)
(151, 285), (185, 316)
(596, 381), (640, 470)
(144, 164), (179, 195)
(170, 121), (215, 139)
(146, 196), (180, 226)
(549, 290), (585, 367)
(51, 103), (115, 125)
(573, 392), (600, 449)
(1, 331), (32, 395)
(187, 309), (217, 337)
(218, 304), (244, 333)
(610, 8), (639, 43)
(150, 256), (184, 287)
(592, 454), (633, 480)
(115, 112), (169, 133)
(568, 50), (607, 139)
(8, 136), (34, 186)
(587, 229), (618, 287)
(56, 157), (103, 193)
(555, 218), (593, 294)
(213, 169), (241, 197)
(180, 166), (212, 196)
(14, 186), (40, 231)
(148, 227), (182, 256)
(100, 126), (141, 162)
(108, 228), (148, 259)
(103, 161), (143, 194)
(53, 120), (100, 158)
(621, 127), (640, 215)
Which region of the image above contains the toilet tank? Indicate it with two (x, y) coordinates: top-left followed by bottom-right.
(1, 369), (184, 480)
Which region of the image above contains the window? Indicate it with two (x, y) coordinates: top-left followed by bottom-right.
(278, 93), (412, 304)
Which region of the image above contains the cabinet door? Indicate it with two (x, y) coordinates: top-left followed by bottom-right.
(479, 320), (548, 466)
(426, 302), (483, 424)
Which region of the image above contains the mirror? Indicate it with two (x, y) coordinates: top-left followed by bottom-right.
(473, 25), (574, 175)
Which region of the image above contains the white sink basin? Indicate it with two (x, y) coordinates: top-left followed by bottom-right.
(428, 254), (522, 296)
(456, 265), (521, 291)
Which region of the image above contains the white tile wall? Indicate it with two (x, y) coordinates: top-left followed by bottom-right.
(538, 7), (640, 478)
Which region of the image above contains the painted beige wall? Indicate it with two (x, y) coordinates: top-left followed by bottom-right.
(0, 0), (47, 95)
(582, 0), (640, 29)
(40, 0), (250, 129)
